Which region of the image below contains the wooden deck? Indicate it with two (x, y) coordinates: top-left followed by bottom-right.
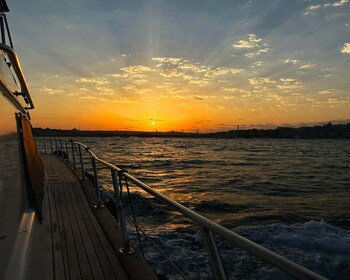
(42, 154), (128, 280)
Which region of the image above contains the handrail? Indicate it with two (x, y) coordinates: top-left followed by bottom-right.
(0, 75), (26, 114)
(0, 43), (34, 111)
(42, 138), (328, 280)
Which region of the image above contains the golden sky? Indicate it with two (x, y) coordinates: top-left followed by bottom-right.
(10, 0), (350, 132)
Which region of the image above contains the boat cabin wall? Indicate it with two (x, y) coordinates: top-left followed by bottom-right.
(0, 93), (42, 279)
(0, 93), (25, 278)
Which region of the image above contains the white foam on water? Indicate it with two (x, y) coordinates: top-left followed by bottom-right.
(139, 220), (350, 279)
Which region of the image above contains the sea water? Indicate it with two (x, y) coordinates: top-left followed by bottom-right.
(38, 137), (350, 279)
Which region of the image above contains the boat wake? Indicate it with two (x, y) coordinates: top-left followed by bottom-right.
(133, 220), (350, 280)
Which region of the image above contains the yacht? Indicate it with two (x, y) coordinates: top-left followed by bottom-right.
(0, 1), (328, 279)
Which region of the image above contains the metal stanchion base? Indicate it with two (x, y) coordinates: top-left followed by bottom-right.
(119, 247), (135, 255)
(94, 204), (105, 209)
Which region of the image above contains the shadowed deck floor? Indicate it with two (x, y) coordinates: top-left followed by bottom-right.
(42, 154), (128, 280)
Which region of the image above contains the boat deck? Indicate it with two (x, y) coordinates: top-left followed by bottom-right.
(42, 154), (128, 280)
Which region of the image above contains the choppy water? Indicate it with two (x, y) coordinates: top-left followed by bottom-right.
(38, 137), (350, 279)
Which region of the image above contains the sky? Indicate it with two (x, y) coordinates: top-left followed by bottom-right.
(8, 0), (350, 132)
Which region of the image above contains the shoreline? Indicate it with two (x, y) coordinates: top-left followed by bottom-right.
(33, 122), (350, 139)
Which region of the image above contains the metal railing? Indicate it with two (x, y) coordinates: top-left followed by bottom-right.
(0, 43), (35, 112)
(38, 137), (327, 280)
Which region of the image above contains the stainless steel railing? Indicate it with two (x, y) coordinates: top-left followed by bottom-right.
(0, 43), (34, 112)
(38, 137), (327, 280)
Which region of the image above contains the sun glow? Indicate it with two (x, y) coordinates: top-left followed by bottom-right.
(18, 1), (350, 132)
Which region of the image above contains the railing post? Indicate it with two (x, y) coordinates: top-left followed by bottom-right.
(59, 139), (63, 159)
(55, 138), (58, 155)
(78, 145), (85, 179)
(111, 169), (134, 254)
(65, 140), (69, 163)
(70, 140), (76, 170)
(201, 228), (227, 280)
(50, 138), (53, 155)
(43, 139), (47, 154)
(88, 149), (104, 209)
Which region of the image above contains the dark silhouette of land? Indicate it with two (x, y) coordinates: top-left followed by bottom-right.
(33, 122), (350, 139)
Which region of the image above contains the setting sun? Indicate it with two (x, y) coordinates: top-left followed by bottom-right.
(9, 0), (349, 132)
(2, 1), (349, 279)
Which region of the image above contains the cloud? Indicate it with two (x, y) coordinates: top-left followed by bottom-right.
(233, 34), (262, 49)
(307, 5), (323, 11)
(154, 57), (210, 75)
(152, 57), (182, 64)
(39, 86), (63, 95)
(244, 47), (270, 58)
(232, 34), (270, 58)
(153, 57), (199, 79)
(251, 61), (266, 68)
(321, 67), (336, 71)
(305, 0), (349, 15)
(319, 89), (339, 94)
(178, 63), (208, 73)
(332, 0), (349, 7)
(247, 77), (303, 92)
(151, 56), (243, 87)
(167, 88), (187, 94)
(77, 96), (109, 102)
(155, 84), (172, 89)
(204, 67), (243, 78)
(222, 88), (251, 94)
(189, 79), (211, 86)
(341, 42), (350, 53)
(76, 77), (109, 85)
(206, 67), (230, 76)
(109, 73), (128, 78)
(299, 63), (316, 69)
(132, 79), (148, 84)
(249, 77), (276, 86)
(277, 79), (302, 90)
(159, 68), (184, 78)
(284, 58), (300, 65)
(120, 65), (152, 74)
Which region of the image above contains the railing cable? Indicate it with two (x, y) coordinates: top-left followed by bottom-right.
(121, 207), (187, 279)
(118, 170), (145, 258)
